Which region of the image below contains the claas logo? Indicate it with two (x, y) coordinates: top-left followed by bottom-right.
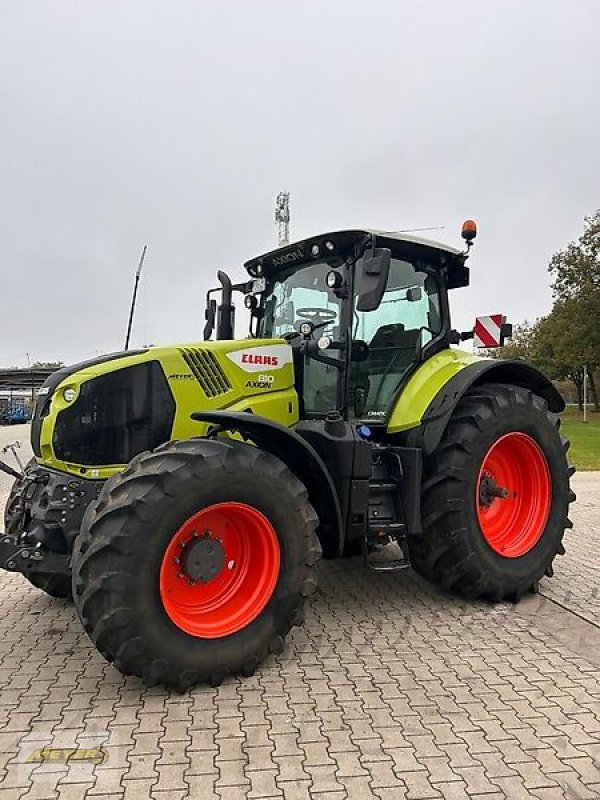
(240, 353), (279, 366)
(27, 748), (107, 764)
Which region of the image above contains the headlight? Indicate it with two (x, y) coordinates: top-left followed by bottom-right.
(63, 388), (76, 403)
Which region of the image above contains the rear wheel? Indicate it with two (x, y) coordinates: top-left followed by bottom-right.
(410, 383), (575, 601)
(4, 465), (72, 600)
(71, 438), (320, 690)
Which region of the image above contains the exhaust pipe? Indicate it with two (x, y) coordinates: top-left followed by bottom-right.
(216, 270), (235, 340)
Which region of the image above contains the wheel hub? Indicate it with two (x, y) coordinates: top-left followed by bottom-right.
(180, 534), (225, 583)
(478, 473), (510, 508)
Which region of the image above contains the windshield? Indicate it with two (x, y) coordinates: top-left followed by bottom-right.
(259, 261), (343, 416)
(259, 261), (342, 340)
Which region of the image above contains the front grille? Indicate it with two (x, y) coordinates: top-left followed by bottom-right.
(179, 348), (231, 397)
(53, 361), (176, 466)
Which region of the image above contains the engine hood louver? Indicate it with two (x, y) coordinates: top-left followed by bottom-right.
(179, 348), (232, 397)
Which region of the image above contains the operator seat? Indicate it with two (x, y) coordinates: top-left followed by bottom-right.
(367, 324), (420, 371)
(352, 323), (420, 412)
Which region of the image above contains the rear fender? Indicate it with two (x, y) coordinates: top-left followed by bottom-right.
(401, 358), (564, 455)
(191, 411), (343, 557)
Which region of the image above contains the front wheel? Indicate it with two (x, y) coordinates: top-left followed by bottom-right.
(71, 438), (320, 690)
(409, 383), (575, 602)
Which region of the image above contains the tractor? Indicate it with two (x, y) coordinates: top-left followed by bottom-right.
(0, 223), (575, 689)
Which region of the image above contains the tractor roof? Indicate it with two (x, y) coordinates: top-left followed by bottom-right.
(245, 229), (469, 288)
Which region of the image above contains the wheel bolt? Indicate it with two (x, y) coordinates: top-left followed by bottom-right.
(177, 572), (184, 579)
(227, 560), (236, 570)
(188, 579), (195, 586)
(173, 557), (180, 565)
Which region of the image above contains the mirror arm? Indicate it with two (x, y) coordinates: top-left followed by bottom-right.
(232, 280), (253, 293)
(300, 340), (345, 369)
(308, 352), (345, 368)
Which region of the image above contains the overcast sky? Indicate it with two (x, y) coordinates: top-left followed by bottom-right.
(1, 1), (599, 367)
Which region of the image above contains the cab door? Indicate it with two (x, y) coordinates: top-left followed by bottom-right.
(350, 256), (443, 421)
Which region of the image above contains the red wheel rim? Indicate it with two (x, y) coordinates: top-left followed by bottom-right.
(477, 432), (552, 558)
(159, 502), (280, 638)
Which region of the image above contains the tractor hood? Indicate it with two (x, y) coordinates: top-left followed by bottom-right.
(32, 340), (298, 479)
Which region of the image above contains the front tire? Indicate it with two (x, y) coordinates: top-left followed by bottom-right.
(71, 438), (320, 690)
(410, 383), (575, 602)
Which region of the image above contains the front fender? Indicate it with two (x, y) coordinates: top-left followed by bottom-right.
(191, 411), (344, 557)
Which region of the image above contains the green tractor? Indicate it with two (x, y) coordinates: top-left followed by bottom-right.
(1, 223), (574, 689)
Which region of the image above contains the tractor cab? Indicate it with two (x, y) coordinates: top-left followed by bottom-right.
(206, 228), (470, 428)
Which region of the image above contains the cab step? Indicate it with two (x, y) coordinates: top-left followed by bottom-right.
(361, 537), (411, 573)
(369, 481), (397, 492)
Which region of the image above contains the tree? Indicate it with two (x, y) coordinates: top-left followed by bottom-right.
(532, 304), (586, 409)
(549, 209), (600, 299)
(486, 211), (599, 410)
(485, 320), (539, 361)
(546, 210), (600, 410)
(30, 361), (64, 370)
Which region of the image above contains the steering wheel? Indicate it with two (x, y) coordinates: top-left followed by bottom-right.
(296, 308), (337, 324)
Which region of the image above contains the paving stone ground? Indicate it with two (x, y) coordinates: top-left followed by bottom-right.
(1, 424), (599, 799)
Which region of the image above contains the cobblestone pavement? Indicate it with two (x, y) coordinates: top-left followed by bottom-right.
(1, 425), (599, 799)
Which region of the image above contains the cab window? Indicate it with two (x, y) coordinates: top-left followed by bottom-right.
(351, 257), (442, 418)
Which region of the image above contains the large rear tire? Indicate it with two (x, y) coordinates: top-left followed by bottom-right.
(409, 383), (575, 602)
(4, 465), (72, 600)
(71, 438), (320, 690)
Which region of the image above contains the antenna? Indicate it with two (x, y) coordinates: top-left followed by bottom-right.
(274, 191), (290, 247)
(124, 245), (147, 351)
(388, 226), (445, 234)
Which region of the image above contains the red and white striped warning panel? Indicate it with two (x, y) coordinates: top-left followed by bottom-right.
(473, 314), (505, 348)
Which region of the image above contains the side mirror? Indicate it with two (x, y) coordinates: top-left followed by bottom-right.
(356, 248), (391, 312)
(203, 297), (217, 340)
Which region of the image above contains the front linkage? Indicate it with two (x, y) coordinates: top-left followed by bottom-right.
(0, 536), (68, 577)
(0, 457), (101, 584)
